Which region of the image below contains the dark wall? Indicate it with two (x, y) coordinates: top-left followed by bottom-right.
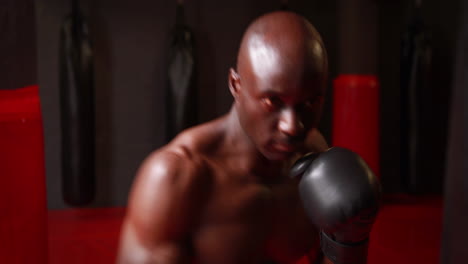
(36, 0), (338, 209)
(379, 0), (407, 193)
(36, 0), (458, 209)
(441, 1), (468, 262)
(1, 0), (36, 90)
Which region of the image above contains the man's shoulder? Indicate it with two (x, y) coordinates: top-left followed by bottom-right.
(133, 118), (227, 196)
(169, 117), (226, 156)
(137, 146), (209, 188)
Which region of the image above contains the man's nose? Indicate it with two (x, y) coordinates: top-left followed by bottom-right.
(278, 108), (304, 137)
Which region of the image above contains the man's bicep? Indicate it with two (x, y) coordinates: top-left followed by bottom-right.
(117, 151), (205, 263)
(117, 220), (190, 264)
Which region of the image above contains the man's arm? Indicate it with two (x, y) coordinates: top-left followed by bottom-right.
(292, 147), (380, 264)
(117, 150), (208, 264)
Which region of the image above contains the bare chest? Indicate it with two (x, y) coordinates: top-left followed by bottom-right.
(192, 172), (319, 264)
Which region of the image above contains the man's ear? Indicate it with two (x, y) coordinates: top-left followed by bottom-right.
(228, 68), (241, 99)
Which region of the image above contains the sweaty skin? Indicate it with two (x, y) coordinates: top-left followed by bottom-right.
(117, 11), (332, 264)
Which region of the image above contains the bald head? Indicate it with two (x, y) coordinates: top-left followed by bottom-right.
(236, 11), (328, 91)
(228, 12), (328, 160)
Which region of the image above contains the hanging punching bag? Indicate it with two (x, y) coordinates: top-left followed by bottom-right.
(332, 75), (380, 177)
(59, 0), (95, 206)
(166, 1), (197, 141)
(400, 0), (432, 193)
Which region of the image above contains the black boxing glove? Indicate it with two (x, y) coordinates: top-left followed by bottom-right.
(290, 147), (382, 264)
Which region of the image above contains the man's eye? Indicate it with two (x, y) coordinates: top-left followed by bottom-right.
(262, 96), (283, 110)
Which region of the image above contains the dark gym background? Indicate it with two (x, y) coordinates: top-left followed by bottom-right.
(35, 0), (460, 209)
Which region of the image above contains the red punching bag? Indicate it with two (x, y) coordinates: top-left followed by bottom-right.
(0, 86), (48, 264)
(332, 75), (380, 176)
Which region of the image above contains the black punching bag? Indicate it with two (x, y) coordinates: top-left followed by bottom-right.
(400, 0), (432, 193)
(166, 1), (196, 141)
(59, 0), (95, 206)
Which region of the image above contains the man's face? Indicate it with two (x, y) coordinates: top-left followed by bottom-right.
(231, 59), (325, 161)
(230, 13), (328, 161)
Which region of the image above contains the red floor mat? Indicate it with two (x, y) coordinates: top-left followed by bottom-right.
(48, 195), (443, 264)
(48, 207), (125, 264)
(368, 195), (443, 264)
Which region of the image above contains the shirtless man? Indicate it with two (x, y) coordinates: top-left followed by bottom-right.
(117, 11), (380, 264)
